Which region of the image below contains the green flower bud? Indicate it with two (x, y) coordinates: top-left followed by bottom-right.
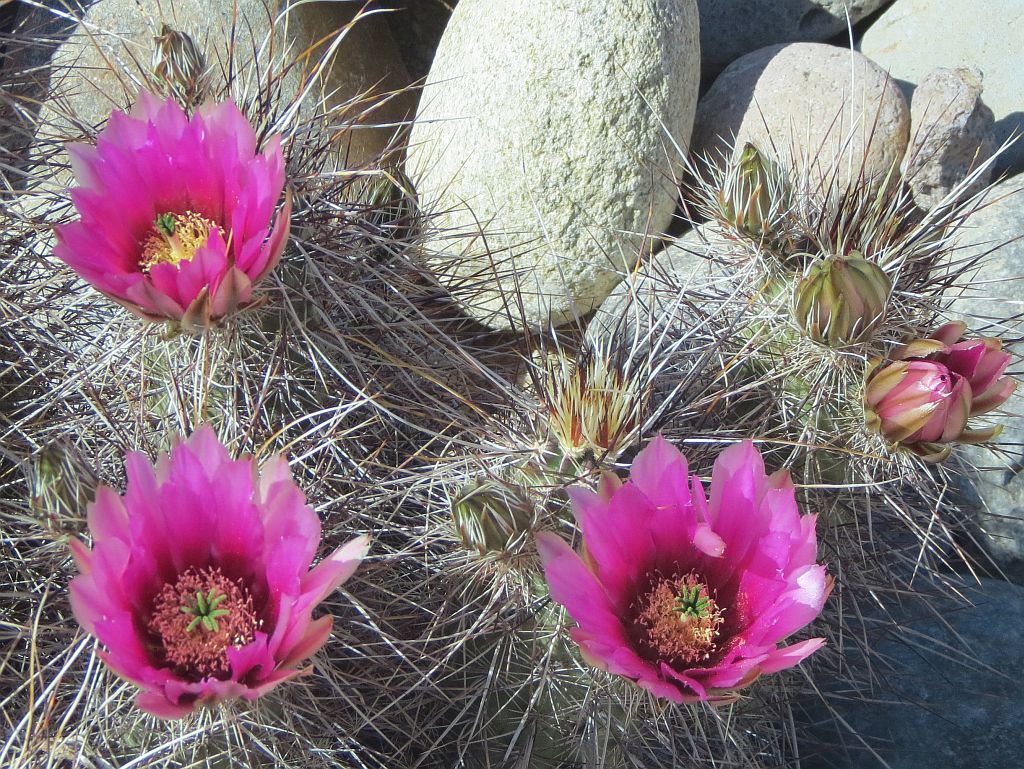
(152, 25), (209, 107)
(717, 143), (781, 240)
(792, 252), (891, 346)
(452, 479), (537, 556)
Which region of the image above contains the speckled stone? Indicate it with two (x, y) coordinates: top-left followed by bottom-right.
(692, 43), (910, 191)
(587, 226), (726, 346)
(407, 0), (701, 331)
(901, 67), (997, 210)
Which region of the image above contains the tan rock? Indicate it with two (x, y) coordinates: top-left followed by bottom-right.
(692, 43), (910, 191)
(860, 0), (1024, 175)
(901, 67), (997, 210)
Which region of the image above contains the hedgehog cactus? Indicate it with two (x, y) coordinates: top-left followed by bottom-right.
(684, 141), (1016, 488)
(4, 5), (1024, 769)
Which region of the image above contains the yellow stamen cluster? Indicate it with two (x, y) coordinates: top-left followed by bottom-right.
(635, 572), (725, 664)
(139, 210), (222, 272)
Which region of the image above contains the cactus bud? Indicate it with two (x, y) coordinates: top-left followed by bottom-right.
(452, 479), (537, 556)
(27, 441), (98, 533)
(365, 169), (419, 246)
(717, 143), (780, 240)
(793, 252), (891, 346)
(864, 323), (1016, 461)
(152, 25), (209, 107)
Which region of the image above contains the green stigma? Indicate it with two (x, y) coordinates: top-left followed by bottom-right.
(180, 588), (231, 633)
(674, 584), (712, 620)
(155, 212), (177, 237)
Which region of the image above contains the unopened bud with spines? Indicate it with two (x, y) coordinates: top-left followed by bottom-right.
(792, 252), (891, 347)
(452, 479), (537, 557)
(717, 143), (783, 241)
(152, 25), (210, 108)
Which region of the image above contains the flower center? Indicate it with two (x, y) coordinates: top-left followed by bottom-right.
(148, 566), (258, 679)
(139, 211), (222, 272)
(634, 572), (725, 665)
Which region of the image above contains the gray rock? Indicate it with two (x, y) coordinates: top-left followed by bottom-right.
(946, 177), (1024, 569)
(698, 0), (892, 74)
(692, 43), (910, 191)
(802, 579), (1024, 769)
(860, 0), (1024, 175)
(407, 0), (701, 331)
(901, 67), (997, 210)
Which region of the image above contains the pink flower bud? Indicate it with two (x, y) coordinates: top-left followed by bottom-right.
(866, 360), (970, 444)
(865, 323), (1016, 462)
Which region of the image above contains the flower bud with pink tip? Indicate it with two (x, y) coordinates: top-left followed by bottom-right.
(865, 322), (1015, 462)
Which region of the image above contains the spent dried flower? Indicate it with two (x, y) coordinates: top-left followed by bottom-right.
(152, 25), (210, 108)
(541, 348), (650, 462)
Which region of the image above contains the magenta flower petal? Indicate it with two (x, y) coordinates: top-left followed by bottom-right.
(135, 691), (196, 719)
(302, 535), (372, 607)
(279, 616), (334, 669)
(535, 532), (632, 645)
(573, 483), (657, 605)
(68, 426), (367, 719)
(54, 91), (290, 328)
(538, 437), (828, 703)
(627, 434), (692, 511)
(756, 637), (827, 674)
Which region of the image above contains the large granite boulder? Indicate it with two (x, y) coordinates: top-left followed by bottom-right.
(802, 580), (1024, 769)
(407, 0), (701, 331)
(29, 0), (412, 194)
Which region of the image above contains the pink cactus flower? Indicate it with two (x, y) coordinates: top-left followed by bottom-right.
(69, 426), (368, 719)
(865, 322), (1015, 462)
(54, 91), (291, 330)
(536, 436), (830, 704)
